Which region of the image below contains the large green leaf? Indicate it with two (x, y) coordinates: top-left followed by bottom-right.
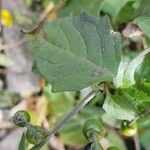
(58, 0), (104, 18)
(28, 13), (122, 92)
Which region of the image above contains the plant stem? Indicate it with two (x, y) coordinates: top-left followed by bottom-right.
(47, 90), (97, 137)
(91, 131), (104, 150)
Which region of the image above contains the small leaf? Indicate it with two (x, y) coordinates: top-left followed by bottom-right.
(123, 48), (150, 87)
(114, 48), (150, 88)
(28, 13), (122, 92)
(19, 132), (28, 150)
(103, 90), (137, 120)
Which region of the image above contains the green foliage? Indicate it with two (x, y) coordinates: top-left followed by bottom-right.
(114, 48), (150, 88)
(28, 12), (122, 92)
(103, 90), (137, 120)
(134, 0), (150, 17)
(135, 17), (150, 38)
(58, 0), (104, 17)
(101, 0), (134, 20)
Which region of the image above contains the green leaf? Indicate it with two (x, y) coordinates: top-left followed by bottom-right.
(123, 49), (150, 87)
(136, 52), (150, 82)
(136, 81), (150, 96)
(19, 132), (28, 150)
(103, 90), (137, 120)
(124, 86), (150, 105)
(58, 0), (104, 18)
(114, 48), (150, 88)
(28, 13), (122, 92)
(134, 0), (150, 17)
(101, 0), (132, 19)
(134, 17), (150, 38)
(116, 1), (135, 23)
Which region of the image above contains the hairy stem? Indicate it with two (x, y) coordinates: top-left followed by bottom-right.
(47, 90), (97, 136)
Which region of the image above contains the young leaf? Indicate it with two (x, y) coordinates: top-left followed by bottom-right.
(58, 0), (104, 18)
(103, 90), (137, 120)
(28, 13), (122, 92)
(114, 48), (150, 88)
(123, 48), (150, 87)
